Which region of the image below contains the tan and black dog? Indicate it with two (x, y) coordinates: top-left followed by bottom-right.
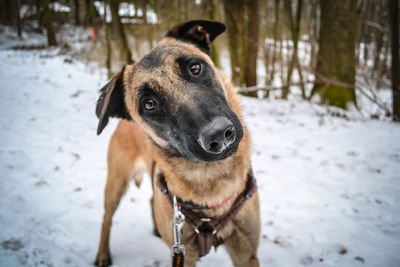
(94, 20), (260, 267)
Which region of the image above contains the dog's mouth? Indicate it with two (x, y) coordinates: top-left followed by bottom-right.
(174, 141), (240, 163)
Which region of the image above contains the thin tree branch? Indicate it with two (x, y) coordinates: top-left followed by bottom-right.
(239, 69), (391, 116)
(365, 21), (388, 33)
(238, 81), (314, 93)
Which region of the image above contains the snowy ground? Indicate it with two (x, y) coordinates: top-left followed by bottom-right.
(1, 37), (400, 267)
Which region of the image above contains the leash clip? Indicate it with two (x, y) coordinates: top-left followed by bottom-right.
(172, 195), (185, 255)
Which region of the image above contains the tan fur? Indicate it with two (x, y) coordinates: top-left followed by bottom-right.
(95, 40), (260, 267)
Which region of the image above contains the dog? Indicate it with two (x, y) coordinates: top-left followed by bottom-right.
(94, 20), (260, 267)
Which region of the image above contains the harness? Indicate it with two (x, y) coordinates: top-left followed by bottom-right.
(151, 162), (257, 264)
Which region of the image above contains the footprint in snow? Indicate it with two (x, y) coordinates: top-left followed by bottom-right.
(299, 255), (313, 265)
(346, 150), (358, 156)
(71, 152), (80, 160)
(273, 236), (292, 248)
(368, 167), (382, 174)
(1, 238), (24, 251)
(70, 90), (84, 98)
(34, 180), (47, 187)
(354, 256), (365, 263)
(337, 246), (348, 255)
(389, 154), (400, 163)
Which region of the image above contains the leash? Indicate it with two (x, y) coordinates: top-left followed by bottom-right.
(152, 162), (257, 259)
(172, 195), (185, 267)
(152, 162), (185, 267)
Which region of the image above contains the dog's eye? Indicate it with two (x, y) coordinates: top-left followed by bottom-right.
(189, 63), (201, 75)
(144, 99), (156, 111)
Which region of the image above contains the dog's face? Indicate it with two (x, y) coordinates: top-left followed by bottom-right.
(96, 20), (243, 162)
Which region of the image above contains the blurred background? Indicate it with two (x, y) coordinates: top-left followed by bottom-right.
(0, 1), (400, 267)
(0, 0), (399, 117)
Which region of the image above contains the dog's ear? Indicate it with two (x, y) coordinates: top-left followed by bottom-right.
(95, 65), (131, 135)
(166, 20), (226, 54)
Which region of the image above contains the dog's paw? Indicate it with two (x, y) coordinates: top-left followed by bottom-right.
(94, 255), (112, 267)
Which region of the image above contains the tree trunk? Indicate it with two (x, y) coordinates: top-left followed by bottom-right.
(268, 0), (280, 86)
(376, 40), (390, 90)
(36, 0), (43, 30)
(104, 2), (112, 78)
(281, 0), (303, 99)
(0, 0), (13, 24)
(73, 0), (80, 25)
(296, 56), (306, 99)
(263, 43), (270, 98)
(223, 0), (247, 86)
(41, 0), (57, 46)
(207, 0), (220, 68)
(279, 34), (284, 86)
(357, 0), (369, 65)
(311, 0), (358, 109)
(109, 0), (134, 64)
(389, 0), (400, 120)
(16, 0), (21, 37)
(244, 0), (259, 97)
(0, 0), (7, 24)
(85, 0), (95, 26)
(309, 0), (318, 69)
(142, 1), (154, 50)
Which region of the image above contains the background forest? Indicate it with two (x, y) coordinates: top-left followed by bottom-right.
(1, 0), (399, 117)
(1, 1), (400, 267)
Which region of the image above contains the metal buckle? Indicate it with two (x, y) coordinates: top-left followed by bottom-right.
(171, 196), (185, 255)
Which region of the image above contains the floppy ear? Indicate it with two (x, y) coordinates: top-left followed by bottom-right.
(95, 65), (131, 135)
(166, 20), (226, 54)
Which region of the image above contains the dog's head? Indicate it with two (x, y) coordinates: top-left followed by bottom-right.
(96, 20), (243, 163)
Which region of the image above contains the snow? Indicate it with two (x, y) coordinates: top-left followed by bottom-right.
(1, 34), (400, 267)
(50, 2), (71, 13)
(93, 1), (159, 24)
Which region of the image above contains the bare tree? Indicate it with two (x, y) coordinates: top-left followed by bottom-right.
(85, 0), (95, 26)
(41, 0), (57, 46)
(281, 0), (303, 99)
(104, 1), (112, 78)
(16, 0), (21, 37)
(223, 0), (247, 86)
(310, 0), (358, 109)
(389, 0), (400, 120)
(72, 0), (80, 25)
(244, 0), (259, 98)
(109, 0), (134, 64)
(268, 0), (281, 86)
(206, 0), (221, 68)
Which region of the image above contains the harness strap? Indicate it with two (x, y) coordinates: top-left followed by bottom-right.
(178, 171), (257, 256)
(153, 162), (257, 257)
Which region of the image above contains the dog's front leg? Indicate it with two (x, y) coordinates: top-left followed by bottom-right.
(224, 194), (261, 267)
(224, 227), (260, 267)
(95, 166), (131, 266)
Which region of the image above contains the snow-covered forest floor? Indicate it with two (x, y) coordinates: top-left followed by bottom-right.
(1, 26), (400, 267)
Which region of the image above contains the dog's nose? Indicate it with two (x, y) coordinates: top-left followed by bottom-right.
(198, 116), (236, 154)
